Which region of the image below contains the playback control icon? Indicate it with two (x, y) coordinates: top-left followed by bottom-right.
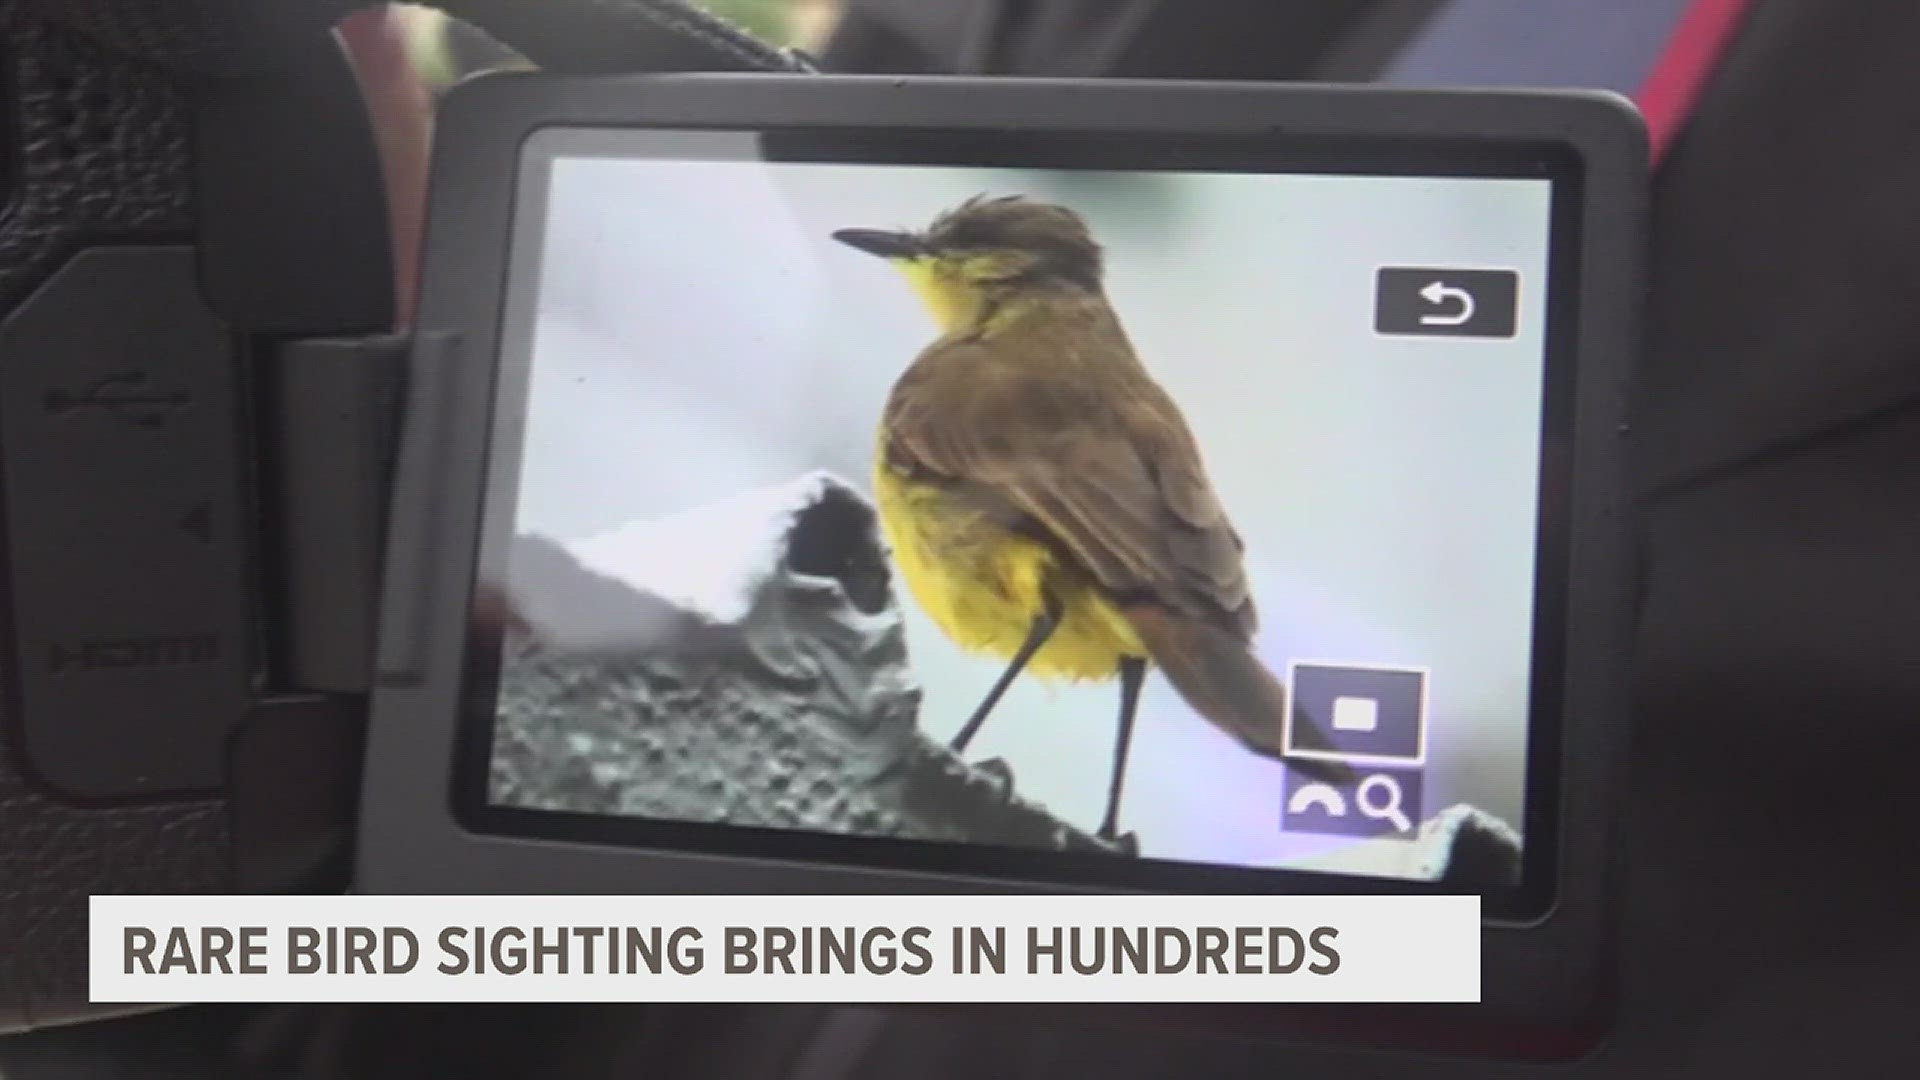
(1285, 766), (1423, 840)
(1374, 267), (1519, 339)
(1281, 661), (1430, 841)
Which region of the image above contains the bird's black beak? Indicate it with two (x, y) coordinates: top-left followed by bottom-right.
(831, 228), (925, 260)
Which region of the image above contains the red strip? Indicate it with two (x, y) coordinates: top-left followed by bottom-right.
(1634, 0), (1752, 167)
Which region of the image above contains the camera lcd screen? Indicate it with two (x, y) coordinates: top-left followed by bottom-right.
(459, 125), (1576, 915)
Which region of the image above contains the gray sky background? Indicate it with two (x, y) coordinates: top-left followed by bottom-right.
(502, 138), (1554, 877)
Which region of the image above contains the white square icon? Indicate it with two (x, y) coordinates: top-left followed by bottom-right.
(1283, 658), (1431, 767)
(1331, 695), (1379, 733)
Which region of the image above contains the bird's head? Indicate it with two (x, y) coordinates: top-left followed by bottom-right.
(832, 195), (1104, 332)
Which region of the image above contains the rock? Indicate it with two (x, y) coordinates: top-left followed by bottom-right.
(488, 471), (1127, 854)
(485, 469), (1522, 884)
(1418, 804), (1524, 888)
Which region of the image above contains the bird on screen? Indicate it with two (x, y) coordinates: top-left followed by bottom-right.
(833, 194), (1350, 847)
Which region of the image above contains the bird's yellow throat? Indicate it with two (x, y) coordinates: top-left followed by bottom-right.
(890, 256), (1022, 335)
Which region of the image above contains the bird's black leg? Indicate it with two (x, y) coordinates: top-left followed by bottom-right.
(950, 593), (1060, 754)
(1097, 656), (1147, 845)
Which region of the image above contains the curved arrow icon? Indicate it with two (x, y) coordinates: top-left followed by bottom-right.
(1418, 280), (1475, 326)
(1287, 782), (1349, 818)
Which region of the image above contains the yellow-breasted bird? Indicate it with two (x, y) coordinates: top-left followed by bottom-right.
(833, 194), (1350, 845)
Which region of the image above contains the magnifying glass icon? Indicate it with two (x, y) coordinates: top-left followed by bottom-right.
(1357, 774), (1413, 833)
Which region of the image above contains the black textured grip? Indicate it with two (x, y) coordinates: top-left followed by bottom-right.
(0, 0), (232, 1030)
(21, 0), (358, 75)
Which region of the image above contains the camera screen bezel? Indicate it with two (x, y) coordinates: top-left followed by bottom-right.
(462, 123), (1576, 917)
(357, 71), (1641, 1032)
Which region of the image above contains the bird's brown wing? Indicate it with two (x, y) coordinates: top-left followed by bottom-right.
(883, 340), (1255, 635)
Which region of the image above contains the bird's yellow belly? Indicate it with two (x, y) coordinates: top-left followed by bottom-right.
(873, 467), (1144, 682)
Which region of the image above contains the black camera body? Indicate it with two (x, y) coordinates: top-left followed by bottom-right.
(0, 0), (1642, 1060)
(0, 0), (805, 1033)
(0, 0), (379, 1031)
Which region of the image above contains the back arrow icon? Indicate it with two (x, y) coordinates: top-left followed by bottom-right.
(1418, 281), (1475, 326)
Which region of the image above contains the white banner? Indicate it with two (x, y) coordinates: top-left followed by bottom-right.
(91, 894), (1478, 1004)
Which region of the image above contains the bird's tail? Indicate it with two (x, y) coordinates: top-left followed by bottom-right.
(1123, 603), (1355, 785)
